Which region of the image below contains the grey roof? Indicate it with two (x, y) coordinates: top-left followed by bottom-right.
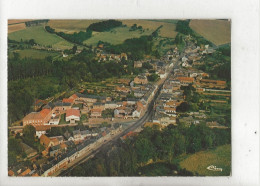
(81, 130), (91, 135)
(93, 102), (105, 106)
(73, 130), (81, 136)
(54, 101), (71, 107)
(105, 101), (116, 104)
(76, 93), (106, 100)
(64, 131), (71, 139)
(127, 98), (138, 102)
(43, 102), (55, 109)
(65, 140), (74, 147)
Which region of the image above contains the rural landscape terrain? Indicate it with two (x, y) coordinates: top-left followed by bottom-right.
(7, 19), (231, 177)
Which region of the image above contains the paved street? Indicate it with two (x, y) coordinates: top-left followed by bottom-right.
(57, 61), (178, 176)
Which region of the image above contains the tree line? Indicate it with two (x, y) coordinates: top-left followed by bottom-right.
(25, 19), (49, 27)
(67, 123), (230, 176)
(45, 26), (92, 45)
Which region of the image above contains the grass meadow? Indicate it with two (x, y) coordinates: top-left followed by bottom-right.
(8, 26), (73, 49)
(179, 144), (231, 176)
(8, 49), (60, 59)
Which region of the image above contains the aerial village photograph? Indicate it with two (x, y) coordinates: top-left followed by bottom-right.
(7, 19), (231, 177)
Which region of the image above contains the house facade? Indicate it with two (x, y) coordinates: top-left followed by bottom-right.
(23, 109), (52, 127)
(65, 109), (80, 123)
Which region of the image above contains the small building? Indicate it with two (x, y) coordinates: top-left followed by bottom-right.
(23, 109), (52, 126)
(66, 109), (80, 123)
(105, 102), (118, 109)
(40, 134), (53, 148)
(73, 130), (82, 141)
(90, 108), (102, 118)
(134, 61), (143, 68)
(134, 75), (148, 85)
(35, 125), (51, 138)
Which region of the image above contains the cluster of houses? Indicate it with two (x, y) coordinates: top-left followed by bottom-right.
(96, 52), (128, 62)
(133, 60), (171, 79)
(9, 123), (122, 177)
(148, 68), (185, 128)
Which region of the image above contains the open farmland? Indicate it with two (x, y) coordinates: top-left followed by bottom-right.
(8, 26), (73, 49)
(47, 19), (102, 34)
(179, 144), (231, 176)
(8, 49), (60, 59)
(121, 19), (178, 38)
(83, 20), (178, 46)
(83, 26), (154, 46)
(190, 20), (231, 46)
(8, 19), (33, 25)
(8, 23), (27, 33)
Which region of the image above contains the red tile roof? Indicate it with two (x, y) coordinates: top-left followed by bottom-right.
(66, 109), (80, 117)
(40, 109), (51, 118)
(19, 168), (31, 176)
(176, 77), (194, 82)
(35, 125), (51, 131)
(23, 112), (42, 120)
(40, 134), (51, 147)
(8, 170), (14, 176)
(200, 79), (226, 84)
(62, 98), (74, 103)
(69, 94), (78, 100)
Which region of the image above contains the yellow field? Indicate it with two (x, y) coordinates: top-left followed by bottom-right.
(47, 19), (102, 34)
(8, 23), (27, 33)
(190, 19), (231, 46)
(8, 19), (33, 25)
(179, 144), (231, 176)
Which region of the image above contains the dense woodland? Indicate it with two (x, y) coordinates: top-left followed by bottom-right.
(67, 124), (230, 176)
(86, 20), (123, 32)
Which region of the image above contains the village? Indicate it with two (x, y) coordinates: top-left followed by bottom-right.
(8, 32), (231, 177)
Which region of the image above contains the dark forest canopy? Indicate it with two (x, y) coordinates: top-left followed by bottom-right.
(86, 20), (123, 32)
(45, 26), (92, 45)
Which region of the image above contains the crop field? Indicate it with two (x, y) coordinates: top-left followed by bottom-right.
(189, 20), (231, 46)
(8, 49), (60, 59)
(83, 26), (154, 46)
(8, 26), (73, 49)
(47, 19), (102, 34)
(179, 144), (231, 176)
(8, 19), (33, 25)
(8, 23), (27, 33)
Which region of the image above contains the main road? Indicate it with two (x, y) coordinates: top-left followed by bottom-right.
(57, 61), (179, 176)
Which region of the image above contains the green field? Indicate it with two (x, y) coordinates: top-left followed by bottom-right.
(8, 26), (73, 49)
(8, 49), (60, 59)
(179, 144), (231, 176)
(83, 26), (154, 46)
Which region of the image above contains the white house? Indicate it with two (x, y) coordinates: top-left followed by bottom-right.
(66, 109), (80, 123)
